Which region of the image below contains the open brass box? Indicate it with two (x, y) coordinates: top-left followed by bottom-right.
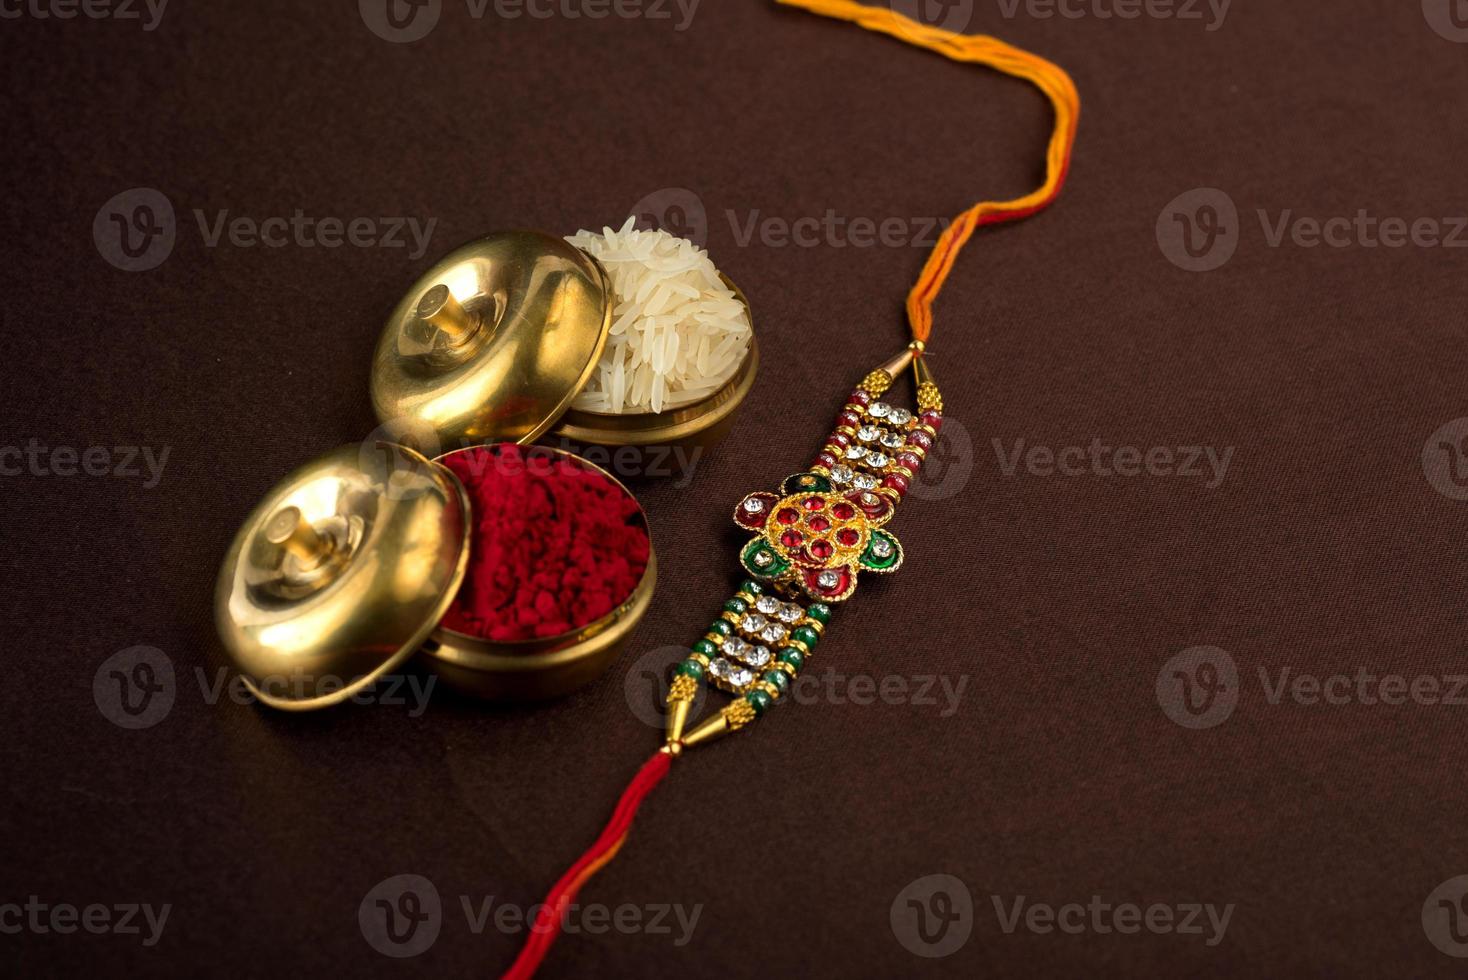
(215, 228), (751, 708)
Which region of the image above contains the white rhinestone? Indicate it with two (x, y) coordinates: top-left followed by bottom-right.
(868, 402), (891, 418)
(745, 646), (772, 668)
(759, 624), (787, 644)
(709, 658), (731, 679)
(776, 604), (803, 623)
(830, 464), (854, 484)
(753, 551), (773, 567)
(844, 445), (866, 461)
(742, 497), (765, 513)
(740, 613), (767, 633)
(860, 491), (880, 505)
(852, 473), (879, 490)
(857, 425), (880, 442)
(728, 666), (754, 687)
(866, 452), (890, 468)
(724, 637), (750, 658)
(889, 407), (913, 425)
(817, 570), (841, 589)
(755, 595), (781, 614)
(873, 538), (893, 558)
(880, 430), (905, 449)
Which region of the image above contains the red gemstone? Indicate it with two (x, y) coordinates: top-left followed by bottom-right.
(809, 538), (834, 559)
(803, 496), (825, 511)
(814, 452), (837, 469)
(907, 431), (933, 451)
(807, 515), (831, 532)
(849, 389), (872, 406)
(776, 508), (800, 525)
(781, 528), (805, 548)
(837, 411), (861, 428)
(837, 528), (860, 546)
(921, 410), (943, 431)
(883, 474), (910, 495)
(897, 452), (923, 472)
(831, 502), (856, 520)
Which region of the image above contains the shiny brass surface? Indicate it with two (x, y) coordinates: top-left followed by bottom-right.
(370, 231), (613, 449)
(214, 444), (471, 711)
(415, 445), (658, 702)
(551, 277), (757, 453)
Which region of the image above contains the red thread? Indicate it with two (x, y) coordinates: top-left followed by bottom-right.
(501, 750), (673, 979)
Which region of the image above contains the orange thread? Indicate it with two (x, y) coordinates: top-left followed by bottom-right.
(776, 0), (1081, 345)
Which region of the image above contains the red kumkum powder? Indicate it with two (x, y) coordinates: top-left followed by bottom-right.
(439, 444), (650, 643)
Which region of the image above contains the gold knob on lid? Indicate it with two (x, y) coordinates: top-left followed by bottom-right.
(263, 505), (331, 568)
(415, 284), (479, 345)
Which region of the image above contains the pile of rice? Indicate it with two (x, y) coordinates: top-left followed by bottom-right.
(567, 218), (752, 414)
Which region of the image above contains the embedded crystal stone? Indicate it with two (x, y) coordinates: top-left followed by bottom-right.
(830, 464), (854, 484)
(728, 665), (754, 687)
(740, 613), (767, 633)
(844, 445), (866, 460)
(857, 425), (881, 442)
(745, 645), (772, 668)
(872, 537), (894, 558)
(880, 430), (905, 449)
(755, 595), (781, 614)
(723, 637), (751, 658)
(859, 491), (880, 505)
(753, 550), (773, 567)
(889, 407), (913, 425)
(865, 451), (890, 468)
(709, 658), (730, 679)
(760, 624), (788, 644)
(743, 497), (766, 513)
(817, 570), (841, 589)
(776, 603), (803, 623)
(868, 402), (891, 418)
(852, 473), (879, 490)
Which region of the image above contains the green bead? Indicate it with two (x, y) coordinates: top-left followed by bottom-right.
(693, 639), (717, 657)
(793, 625), (819, 649)
(746, 689), (772, 716)
(777, 647), (805, 672)
(723, 597), (748, 614)
(806, 602), (832, 625)
(763, 670), (789, 694)
(709, 620), (732, 636)
(675, 659), (705, 679)
(740, 579), (764, 595)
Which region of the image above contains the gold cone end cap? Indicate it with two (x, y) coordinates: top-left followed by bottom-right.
(369, 230), (612, 450)
(213, 443), (471, 710)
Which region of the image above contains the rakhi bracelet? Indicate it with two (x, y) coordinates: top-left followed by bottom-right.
(501, 1), (1078, 976)
(666, 345), (942, 747)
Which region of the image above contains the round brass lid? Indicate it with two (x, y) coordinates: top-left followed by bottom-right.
(370, 230), (612, 450)
(213, 443), (470, 710)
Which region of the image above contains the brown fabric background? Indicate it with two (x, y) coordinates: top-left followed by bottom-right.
(5, 0), (1468, 975)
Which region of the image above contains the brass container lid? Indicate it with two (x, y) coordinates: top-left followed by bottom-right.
(370, 230), (613, 449)
(213, 444), (470, 710)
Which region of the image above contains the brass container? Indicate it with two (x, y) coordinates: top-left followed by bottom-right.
(370, 230), (756, 461)
(213, 442), (656, 708)
(417, 445), (657, 702)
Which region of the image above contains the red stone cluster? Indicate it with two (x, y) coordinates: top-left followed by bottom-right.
(439, 444), (650, 643)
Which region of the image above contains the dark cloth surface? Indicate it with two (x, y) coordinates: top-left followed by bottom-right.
(5, 0), (1468, 975)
